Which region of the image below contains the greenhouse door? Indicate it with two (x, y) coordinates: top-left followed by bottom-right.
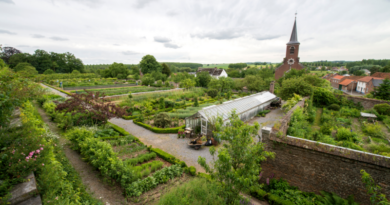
(201, 118), (207, 136)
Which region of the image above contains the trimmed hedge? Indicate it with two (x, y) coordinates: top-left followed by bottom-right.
(133, 121), (185, 133)
(107, 122), (144, 145)
(149, 147), (181, 164)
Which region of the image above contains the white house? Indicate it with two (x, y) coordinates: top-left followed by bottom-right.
(196, 67), (228, 79)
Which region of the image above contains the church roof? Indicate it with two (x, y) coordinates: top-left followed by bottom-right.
(287, 19), (300, 45)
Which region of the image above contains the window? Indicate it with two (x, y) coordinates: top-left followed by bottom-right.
(290, 46), (295, 54)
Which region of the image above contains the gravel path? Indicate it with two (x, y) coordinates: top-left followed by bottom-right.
(109, 118), (213, 173)
(40, 83), (69, 98)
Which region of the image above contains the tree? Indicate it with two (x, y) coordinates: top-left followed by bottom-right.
(55, 90), (127, 125)
(381, 65), (390, 73)
(17, 66), (38, 78)
(0, 59), (5, 68)
(243, 75), (267, 92)
(194, 97), (199, 107)
(43, 69), (55, 74)
(130, 65), (139, 74)
(13, 62), (33, 72)
(196, 71), (211, 87)
(354, 70), (365, 76)
(180, 78), (195, 90)
(207, 89), (218, 98)
(161, 63), (171, 77)
(279, 77), (313, 100)
(101, 62), (130, 79)
(140, 55), (161, 74)
(198, 110), (273, 204)
(208, 77), (234, 93)
(372, 78), (390, 101)
(0, 47), (21, 64)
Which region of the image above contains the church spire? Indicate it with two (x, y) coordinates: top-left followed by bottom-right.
(287, 17), (299, 45)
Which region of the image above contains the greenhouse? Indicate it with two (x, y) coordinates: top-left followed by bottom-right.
(185, 91), (277, 136)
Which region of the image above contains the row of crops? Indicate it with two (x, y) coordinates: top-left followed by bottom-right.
(71, 86), (172, 96)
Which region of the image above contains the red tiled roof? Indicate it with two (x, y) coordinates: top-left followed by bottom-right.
(339, 79), (354, 86)
(371, 72), (390, 79)
(332, 75), (345, 80)
(358, 76), (373, 83)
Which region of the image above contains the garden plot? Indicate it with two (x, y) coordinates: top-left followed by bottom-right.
(288, 104), (390, 157)
(70, 86), (171, 96)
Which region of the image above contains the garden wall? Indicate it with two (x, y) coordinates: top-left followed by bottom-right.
(345, 95), (390, 109)
(260, 100), (390, 204)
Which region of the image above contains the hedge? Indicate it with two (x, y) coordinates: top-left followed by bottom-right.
(107, 122), (144, 145)
(149, 147), (181, 164)
(133, 121), (185, 133)
(43, 83), (72, 96)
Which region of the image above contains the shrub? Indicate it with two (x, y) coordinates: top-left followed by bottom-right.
(374, 103), (390, 116)
(207, 89), (218, 98)
(134, 121), (185, 133)
(336, 127), (358, 142)
(320, 123), (332, 135)
(313, 87), (338, 106)
(153, 113), (171, 128)
(328, 104), (340, 111)
(362, 122), (384, 138)
(187, 166), (197, 176)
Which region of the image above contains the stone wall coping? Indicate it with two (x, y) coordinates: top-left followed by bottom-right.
(344, 94), (390, 103)
(268, 132), (390, 168)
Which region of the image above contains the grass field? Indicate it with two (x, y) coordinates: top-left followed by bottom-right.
(202, 64), (229, 69)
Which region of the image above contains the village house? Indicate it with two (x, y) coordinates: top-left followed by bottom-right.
(361, 69), (371, 75)
(330, 75), (347, 89)
(196, 67), (228, 79)
(371, 72), (390, 79)
(356, 76), (384, 94)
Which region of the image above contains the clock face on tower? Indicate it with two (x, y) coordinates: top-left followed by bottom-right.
(288, 58), (295, 65)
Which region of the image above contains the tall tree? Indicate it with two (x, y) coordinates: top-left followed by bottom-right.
(161, 63), (171, 77)
(140, 55), (161, 74)
(372, 78), (390, 101)
(196, 71), (211, 87)
(180, 78), (195, 90)
(198, 110), (273, 204)
(0, 47), (21, 64)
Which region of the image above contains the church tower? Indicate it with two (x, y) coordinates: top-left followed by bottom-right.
(275, 17), (305, 80)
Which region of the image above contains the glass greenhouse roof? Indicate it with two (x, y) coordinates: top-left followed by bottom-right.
(198, 91), (277, 121)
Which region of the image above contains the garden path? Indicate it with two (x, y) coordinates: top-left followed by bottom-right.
(109, 118), (212, 173)
(35, 105), (128, 205)
(40, 83), (69, 98)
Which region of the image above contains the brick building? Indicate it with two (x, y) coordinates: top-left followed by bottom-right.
(275, 18), (305, 80)
(371, 72), (390, 79)
(330, 75), (347, 89)
(357, 76), (385, 94)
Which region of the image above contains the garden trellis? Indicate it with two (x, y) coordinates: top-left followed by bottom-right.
(185, 91), (277, 136)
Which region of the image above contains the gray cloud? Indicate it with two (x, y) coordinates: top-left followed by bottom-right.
(255, 35), (280, 41)
(122, 51), (139, 55)
(166, 11), (178, 16)
(50, 36), (69, 41)
(164, 43), (180, 49)
(191, 29), (243, 40)
(31, 34), (45, 38)
(0, 0), (14, 4)
(154, 36), (171, 43)
(0, 29), (16, 35)
(134, 0), (156, 9)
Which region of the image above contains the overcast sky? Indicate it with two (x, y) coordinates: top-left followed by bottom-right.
(1, 0), (390, 64)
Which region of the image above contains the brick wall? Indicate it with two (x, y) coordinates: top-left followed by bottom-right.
(261, 99), (390, 204)
(344, 95), (390, 109)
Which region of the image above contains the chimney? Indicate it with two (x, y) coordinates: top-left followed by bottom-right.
(269, 81), (275, 94)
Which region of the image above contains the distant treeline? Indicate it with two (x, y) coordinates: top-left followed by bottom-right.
(346, 59), (390, 69)
(163, 62), (203, 70)
(1, 47), (84, 74)
(228, 63), (247, 69)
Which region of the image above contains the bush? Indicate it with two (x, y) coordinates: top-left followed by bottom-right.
(187, 166), (196, 176)
(153, 113), (171, 128)
(374, 103), (390, 116)
(328, 104), (340, 111)
(336, 127), (358, 142)
(207, 89), (218, 98)
(313, 87), (338, 106)
(362, 122), (384, 138)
